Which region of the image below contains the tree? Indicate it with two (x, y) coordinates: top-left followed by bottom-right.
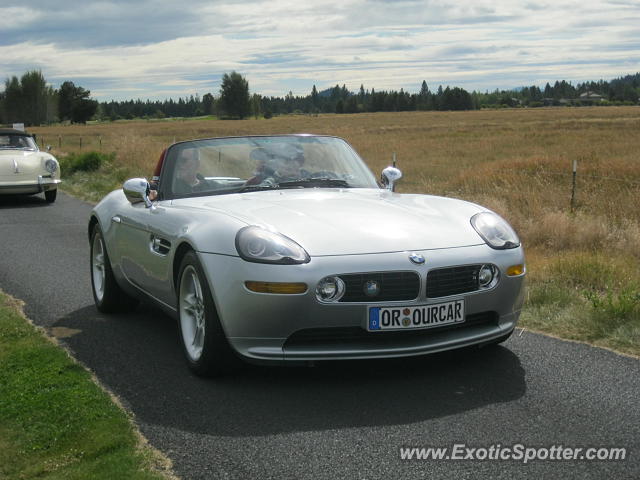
(21, 71), (49, 125)
(2, 76), (22, 123)
(1, 71), (56, 125)
(439, 87), (473, 110)
(202, 93), (215, 115)
(345, 96), (358, 113)
(218, 71), (250, 119)
(418, 80), (430, 110)
(58, 81), (97, 123)
(251, 93), (262, 119)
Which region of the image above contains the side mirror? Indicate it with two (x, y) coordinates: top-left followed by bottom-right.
(123, 178), (153, 208)
(381, 166), (402, 192)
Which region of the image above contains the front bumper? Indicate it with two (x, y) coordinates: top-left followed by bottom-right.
(200, 244), (526, 363)
(0, 176), (61, 195)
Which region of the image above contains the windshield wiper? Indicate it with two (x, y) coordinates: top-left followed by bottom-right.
(276, 178), (352, 189)
(236, 177), (352, 193)
(236, 183), (280, 193)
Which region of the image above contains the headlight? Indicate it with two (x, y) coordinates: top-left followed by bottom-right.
(235, 226), (310, 264)
(45, 159), (58, 173)
(471, 212), (520, 249)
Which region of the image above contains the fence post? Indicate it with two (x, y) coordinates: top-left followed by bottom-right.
(58, 135), (61, 148)
(570, 159), (577, 212)
(80, 137), (83, 150)
(99, 136), (102, 150)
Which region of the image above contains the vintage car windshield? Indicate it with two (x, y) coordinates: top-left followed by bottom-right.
(161, 136), (379, 198)
(0, 134), (37, 150)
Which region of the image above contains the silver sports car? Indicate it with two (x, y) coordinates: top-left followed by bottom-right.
(89, 134), (525, 376)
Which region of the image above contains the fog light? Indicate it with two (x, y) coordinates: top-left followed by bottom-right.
(316, 276), (345, 302)
(478, 264), (498, 288)
(245, 281), (307, 294)
(507, 264), (525, 276)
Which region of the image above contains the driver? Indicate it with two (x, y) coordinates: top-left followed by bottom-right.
(173, 148), (210, 194)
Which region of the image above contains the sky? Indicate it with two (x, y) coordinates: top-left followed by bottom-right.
(1, 0), (639, 101)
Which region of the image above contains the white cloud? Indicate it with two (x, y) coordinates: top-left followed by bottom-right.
(1, 0), (638, 99)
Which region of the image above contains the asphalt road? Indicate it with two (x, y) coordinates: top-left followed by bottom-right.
(1, 191), (638, 480)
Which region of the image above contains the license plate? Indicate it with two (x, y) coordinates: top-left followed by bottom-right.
(368, 300), (465, 331)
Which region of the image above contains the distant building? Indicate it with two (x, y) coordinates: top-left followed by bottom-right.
(578, 91), (605, 103)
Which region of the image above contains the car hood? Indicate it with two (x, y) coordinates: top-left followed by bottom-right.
(0, 150), (47, 177)
(173, 188), (487, 256)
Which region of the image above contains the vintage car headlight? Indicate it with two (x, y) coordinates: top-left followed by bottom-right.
(44, 159), (58, 173)
(235, 226), (310, 264)
(471, 212), (520, 249)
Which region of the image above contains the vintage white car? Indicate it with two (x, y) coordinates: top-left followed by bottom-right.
(0, 128), (61, 203)
(89, 134), (526, 376)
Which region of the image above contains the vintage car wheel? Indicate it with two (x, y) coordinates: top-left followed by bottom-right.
(44, 189), (57, 203)
(90, 225), (139, 313)
(177, 251), (238, 376)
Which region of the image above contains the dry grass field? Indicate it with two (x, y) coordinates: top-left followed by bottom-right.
(31, 107), (640, 355)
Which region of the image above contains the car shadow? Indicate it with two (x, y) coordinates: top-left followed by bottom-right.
(53, 303), (526, 437)
(0, 194), (49, 208)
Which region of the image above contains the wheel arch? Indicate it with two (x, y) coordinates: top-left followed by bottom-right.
(88, 215), (99, 241)
(173, 241), (197, 292)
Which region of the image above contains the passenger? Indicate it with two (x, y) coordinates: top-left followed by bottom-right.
(245, 144), (309, 185)
(245, 147), (276, 185)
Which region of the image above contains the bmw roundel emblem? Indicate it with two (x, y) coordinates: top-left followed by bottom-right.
(363, 280), (380, 297)
(409, 253), (425, 265)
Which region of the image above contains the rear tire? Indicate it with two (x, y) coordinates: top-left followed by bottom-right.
(177, 251), (239, 376)
(44, 189), (57, 203)
(90, 225), (139, 313)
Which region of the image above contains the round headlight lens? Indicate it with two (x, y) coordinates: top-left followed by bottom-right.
(45, 159), (58, 173)
(246, 238), (266, 257)
(478, 264), (498, 288)
(235, 226), (310, 264)
(316, 276), (345, 302)
(471, 212), (520, 249)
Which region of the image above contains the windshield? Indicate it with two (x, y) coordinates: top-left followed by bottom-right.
(0, 134), (37, 150)
(159, 135), (378, 199)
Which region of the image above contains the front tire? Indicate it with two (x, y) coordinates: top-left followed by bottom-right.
(177, 251), (239, 376)
(44, 189), (57, 203)
(90, 225), (139, 313)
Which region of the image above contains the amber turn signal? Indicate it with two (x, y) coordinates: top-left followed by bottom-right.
(506, 264), (525, 276)
(245, 281), (308, 294)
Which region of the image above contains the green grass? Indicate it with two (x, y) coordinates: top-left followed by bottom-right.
(0, 292), (173, 480)
(60, 153), (137, 204)
(520, 251), (640, 356)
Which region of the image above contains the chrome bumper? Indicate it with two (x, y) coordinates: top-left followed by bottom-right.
(0, 176), (61, 194)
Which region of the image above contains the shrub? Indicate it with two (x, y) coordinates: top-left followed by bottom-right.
(59, 151), (113, 175)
